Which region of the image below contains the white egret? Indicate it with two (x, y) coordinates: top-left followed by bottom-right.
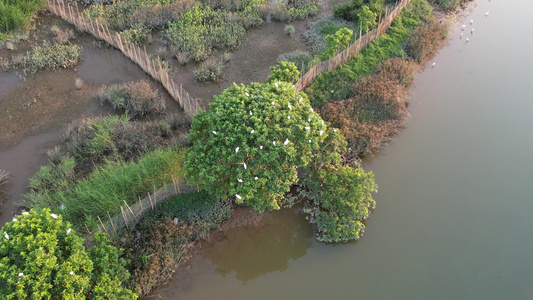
(432, 62), (436, 68)
(4, 232), (8, 240)
(254, 177), (258, 181)
(470, 20), (474, 25)
(243, 162), (247, 169)
(212, 131), (217, 135)
(12, 218), (17, 222)
(67, 228), (71, 235)
(51, 214), (57, 219)
(22, 212), (29, 215)
(249, 111), (253, 116)
(250, 130), (254, 134)
(284, 139), (289, 145)
(320, 130), (323, 136)
(245, 92), (249, 97)
(485, 11), (489, 16)
(272, 101), (275, 105)
(287, 115), (291, 120)
(466, 37), (470, 43)
(70, 271), (75, 275)
(299, 97), (303, 102)
(237, 179), (243, 183)
(288, 104), (292, 110)
(305, 126), (310, 130)
(260, 145), (263, 149)
(235, 194), (242, 200)
(275, 82), (279, 88)
(18, 273), (23, 277)
(235, 147), (239, 153)
(461, 24), (466, 30)
(273, 141), (276, 145)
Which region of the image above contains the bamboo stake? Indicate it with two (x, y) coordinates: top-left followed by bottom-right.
(97, 215), (109, 237)
(107, 211), (117, 234)
(148, 192), (154, 209)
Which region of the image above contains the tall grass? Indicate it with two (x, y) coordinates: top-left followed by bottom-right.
(305, 0), (434, 108)
(24, 147), (186, 231)
(0, 0), (45, 36)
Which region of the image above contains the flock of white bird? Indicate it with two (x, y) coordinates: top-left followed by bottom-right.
(432, 0), (492, 69)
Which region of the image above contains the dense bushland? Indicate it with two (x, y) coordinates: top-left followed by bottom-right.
(0, 209), (136, 299)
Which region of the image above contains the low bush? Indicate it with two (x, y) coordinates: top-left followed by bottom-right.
(302, 17), (355, 55)
(129, 0), (197, 29)
(0, 209), (137, 299)
(51, 25), (75, 44)
(120, 24), (151, 46)
(277, 50), (313, 73)
(62, 115), (166, 163)
(193, 55), (228, 82)
(404, 16), (448, 62)
(164, 5), (245, 62)
(98, 80), (166, 119)
(12, 40), (81, 75)
(266, 61), (300, 84)
(24, 147), (186, 231)
(271, 0), (321, 22)
(284, 24), (295, 36)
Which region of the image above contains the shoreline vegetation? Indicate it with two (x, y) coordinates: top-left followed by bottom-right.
(1, 0), (472, 298)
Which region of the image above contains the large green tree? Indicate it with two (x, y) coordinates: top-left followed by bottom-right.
(185, 81), (327, 212)
(0, 209), (136, 299)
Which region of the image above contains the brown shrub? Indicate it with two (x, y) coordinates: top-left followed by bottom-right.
(320, 58), (417, 158)
(130, 0), (197, 29)
(405, 17), (448, 62)
(120, 219), (194, 297)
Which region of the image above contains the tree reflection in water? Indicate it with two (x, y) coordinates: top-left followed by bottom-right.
(201, 205), (314, 284)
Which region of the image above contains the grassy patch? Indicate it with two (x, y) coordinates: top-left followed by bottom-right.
(24, 147), (186, 231)
(302, 17), (356, 55)
(0, 0), (45, 38)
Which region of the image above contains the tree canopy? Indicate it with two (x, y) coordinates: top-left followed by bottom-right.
(185, 81), (327, 212)
(0, 209), (136, 299)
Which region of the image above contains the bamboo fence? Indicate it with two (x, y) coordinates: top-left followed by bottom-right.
(294, 0), (411, 92)
(47, 0), (198, 116)
(94, 176), (197, 236)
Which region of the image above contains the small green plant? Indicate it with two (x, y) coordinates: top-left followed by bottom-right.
(0, 209), (137, 298)
(98, 80), (166, 119)
(284, 24), (295, 36)
(266, 61), (300, 83)
(0, 0), (45, 36)
(193, 55), (228, 82)
(121, 24), (151, 46)
(320, 27), (353, 60)
(12, 40), (81, 75)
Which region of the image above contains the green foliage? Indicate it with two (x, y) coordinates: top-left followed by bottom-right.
(12, 40), (81, 75)
(185, 81), (327, 212)
(271, 0), (320, 22)
(0, 209), (136, 299)
(284, 24), (295, 36)
(302, 164), (377, 242)
(164, 5), (245, 61)
(0, 0), (45, 35)
(193, 55), (228, 82)
(142, 190), (231, 235)
(358, 5), (378, 32)
(320, 27), (353, 60)
(305, 0), (433, 107)
(266, 61), (300, 84)
(332, 0), (386, 23)
(302, 17), (355, 55)
(120, 25), (151, 45)
(24, 148), (186, 231)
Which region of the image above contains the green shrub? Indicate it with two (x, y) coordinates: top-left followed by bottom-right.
(302, 17), (355, 55)
(193, 56), (227, 82)
(98, 80), (166, 119)
(302, 164), (377, 242)
(164, 5), (245, 61)
(277, 50), (313, 73)
(129, 0), (197, 29)
(266, 61), (300, 83)
(24, 147), (186, 231)
(120, 25), (151, 46)
(271, 0), (320, 22)
(284, 24), (295, 36)
(0, 209), (137, 299)
(12, 40), (81, 75)
(320, 27), (353, 60)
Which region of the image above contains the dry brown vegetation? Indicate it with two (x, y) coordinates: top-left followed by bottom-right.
(405, 17), (448, 62)
(320, 58), (417, 158)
